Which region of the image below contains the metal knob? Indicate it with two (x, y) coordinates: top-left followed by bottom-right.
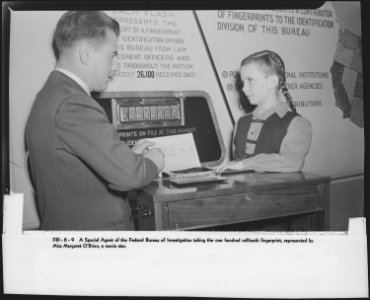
(244, 195), (252, 201)
(143, 209), (153, 217)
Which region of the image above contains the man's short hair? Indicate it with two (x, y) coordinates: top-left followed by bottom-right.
(54, 11), (120, 52)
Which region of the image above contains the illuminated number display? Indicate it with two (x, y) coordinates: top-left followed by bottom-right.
(112, 97), (185, 129)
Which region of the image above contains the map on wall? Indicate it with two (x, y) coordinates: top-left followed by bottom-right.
(330, 27), (363, 127)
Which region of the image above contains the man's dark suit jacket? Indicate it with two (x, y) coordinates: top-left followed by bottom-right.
(25, 71), (158, 230)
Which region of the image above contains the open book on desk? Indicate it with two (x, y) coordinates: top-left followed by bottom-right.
(144, 133), (226, 185)
(163, 167), (226, 185)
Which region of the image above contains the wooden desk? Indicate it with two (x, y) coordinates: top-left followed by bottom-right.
(136, 172), (330, 231)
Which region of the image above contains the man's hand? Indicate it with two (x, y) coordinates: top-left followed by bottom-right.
(132, 139), (155, 155)
(144, 148), (165, 173)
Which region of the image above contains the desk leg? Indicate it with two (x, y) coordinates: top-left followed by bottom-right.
(154, 203), (168, 231)
(318, 183), (330, 231)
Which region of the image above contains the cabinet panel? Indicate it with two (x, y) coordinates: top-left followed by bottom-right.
(168, 185), (320, 230)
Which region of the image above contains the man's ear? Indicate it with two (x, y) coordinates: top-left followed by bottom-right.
(78, 42), (91, 65)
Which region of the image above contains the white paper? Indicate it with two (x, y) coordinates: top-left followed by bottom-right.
(145, 133), (201, 173)
(2, 220), (368, 297)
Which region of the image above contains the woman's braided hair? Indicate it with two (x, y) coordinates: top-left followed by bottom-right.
(241, 50), (296, 113)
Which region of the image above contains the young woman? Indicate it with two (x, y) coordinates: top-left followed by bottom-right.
(219, 50), (312, 173)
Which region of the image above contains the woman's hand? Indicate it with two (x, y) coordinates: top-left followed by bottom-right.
(216, 160), (245, 174)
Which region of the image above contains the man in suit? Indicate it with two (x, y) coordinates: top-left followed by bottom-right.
(25, 11), (165, 230)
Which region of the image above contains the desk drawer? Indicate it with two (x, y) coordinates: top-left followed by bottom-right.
(167, 185), (320, 230)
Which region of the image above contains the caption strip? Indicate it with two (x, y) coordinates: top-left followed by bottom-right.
(52, 236), (314, 249)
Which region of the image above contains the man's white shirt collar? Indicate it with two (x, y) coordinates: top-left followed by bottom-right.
(55, 67), (90, 96)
